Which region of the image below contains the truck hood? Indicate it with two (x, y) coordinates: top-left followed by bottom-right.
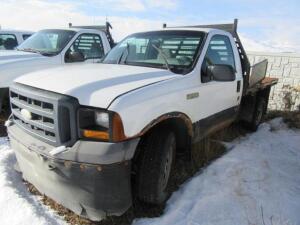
(0, 50), (58, 88)
(15, 63), (179, 108)
(0, 50), (43, 62)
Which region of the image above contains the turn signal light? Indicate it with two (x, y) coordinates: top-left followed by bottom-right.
(83, 130), (109, 141)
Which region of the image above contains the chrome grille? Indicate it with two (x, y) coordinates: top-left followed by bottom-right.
(10, 91), (56, 143)
(10, 83), (79, 147)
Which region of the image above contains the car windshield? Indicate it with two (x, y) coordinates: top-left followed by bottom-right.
(102, 30), (205, 74)
(17, 29), (76, 56)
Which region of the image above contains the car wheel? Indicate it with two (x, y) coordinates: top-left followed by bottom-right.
(136, 127), (176, 204)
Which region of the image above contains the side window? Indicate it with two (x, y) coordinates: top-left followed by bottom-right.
(22, 34), (32, 40)
(0, 34), (18, 50)
(66, 33), (104, 62)
(201, 35), (235, 82)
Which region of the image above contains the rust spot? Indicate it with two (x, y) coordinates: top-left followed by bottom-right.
(138, 113), (193, 137)
(119, 112), (193, 141)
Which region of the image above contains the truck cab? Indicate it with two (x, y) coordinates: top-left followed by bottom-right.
(0, 29), (34, 50)
(6, 20), (277, 221)
(0, 23), (114, 112)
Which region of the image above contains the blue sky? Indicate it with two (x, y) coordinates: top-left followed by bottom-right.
(0, 0), (299, 52)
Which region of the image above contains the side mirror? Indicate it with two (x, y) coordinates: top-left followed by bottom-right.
(207, 64), (235, 82)
(66, 51), (85, 63)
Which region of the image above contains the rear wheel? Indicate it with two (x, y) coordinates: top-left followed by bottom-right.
(249, 97), (267, 131)
(136, 127), (176, 204)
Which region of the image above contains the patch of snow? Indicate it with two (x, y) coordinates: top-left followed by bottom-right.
(134, 119), (300, 225)
(0, 137), (66, 225)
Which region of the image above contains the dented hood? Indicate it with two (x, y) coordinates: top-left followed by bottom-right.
(15, 63), (178, 108)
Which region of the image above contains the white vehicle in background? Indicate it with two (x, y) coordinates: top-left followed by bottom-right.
(0, 29), (34, 50)
(0, 23), (114, 112)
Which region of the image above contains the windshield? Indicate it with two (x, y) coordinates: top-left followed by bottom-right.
(102, 30), (205, 74)
(17, 29), (76, 56)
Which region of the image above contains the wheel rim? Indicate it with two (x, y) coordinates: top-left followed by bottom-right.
(160, 137), (175, 191)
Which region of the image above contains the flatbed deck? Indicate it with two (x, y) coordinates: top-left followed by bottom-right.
(245, 77), (278, 95)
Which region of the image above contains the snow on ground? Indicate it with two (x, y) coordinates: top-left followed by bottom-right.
(0, 137), (66, 225)
(134, 118), (300, 225)
(0, 118), (299, 225)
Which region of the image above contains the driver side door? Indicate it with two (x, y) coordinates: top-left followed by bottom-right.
(193, 34), (239, 140)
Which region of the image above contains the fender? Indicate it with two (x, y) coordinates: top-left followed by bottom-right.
(118, 112), (193, 141)
(139, 112), (193, 136)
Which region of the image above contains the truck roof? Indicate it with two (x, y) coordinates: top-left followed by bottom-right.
(0, 29), (33, 34)
(60, 27), (107, 33)
(161, 27), (221, 33)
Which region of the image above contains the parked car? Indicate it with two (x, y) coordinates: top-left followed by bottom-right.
(6, 19), (277, 221)
(0, 22), (114, 112)
(0, 29), (33, 50)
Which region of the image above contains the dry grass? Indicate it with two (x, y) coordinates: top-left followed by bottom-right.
(266, 110), (300, 129)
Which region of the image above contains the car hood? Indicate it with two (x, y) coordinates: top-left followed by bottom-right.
(16, 63), (179, 108)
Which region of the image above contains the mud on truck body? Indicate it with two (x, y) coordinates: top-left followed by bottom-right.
(6, 19), (277, 221)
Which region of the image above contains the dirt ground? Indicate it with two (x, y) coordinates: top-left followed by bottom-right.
(2, 110), (300, 225)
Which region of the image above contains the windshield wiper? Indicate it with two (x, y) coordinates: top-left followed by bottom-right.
(151, 44), (171, 72)
(17, 48), (41, 54)
(17, 48), (56, 56)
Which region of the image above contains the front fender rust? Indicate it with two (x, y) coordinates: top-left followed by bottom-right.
(137, 112), (193, 137)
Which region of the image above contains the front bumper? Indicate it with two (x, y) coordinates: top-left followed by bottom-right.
(8, 124), (140, 221)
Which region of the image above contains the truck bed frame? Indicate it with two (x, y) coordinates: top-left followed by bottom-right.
(68, 22), (115, 48)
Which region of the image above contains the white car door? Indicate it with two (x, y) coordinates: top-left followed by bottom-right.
(193, 33), (241, 140)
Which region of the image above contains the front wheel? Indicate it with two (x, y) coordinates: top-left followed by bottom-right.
(136, 127), (176, 204)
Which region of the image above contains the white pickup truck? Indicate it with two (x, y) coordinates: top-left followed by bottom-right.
(0, 23), (114, 112)
(7, 20), (277, 221)
(0, 29), (34, 50)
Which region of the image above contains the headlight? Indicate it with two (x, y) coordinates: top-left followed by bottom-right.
(78, 107), (126, 142)
(95, 111), (109, 128)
